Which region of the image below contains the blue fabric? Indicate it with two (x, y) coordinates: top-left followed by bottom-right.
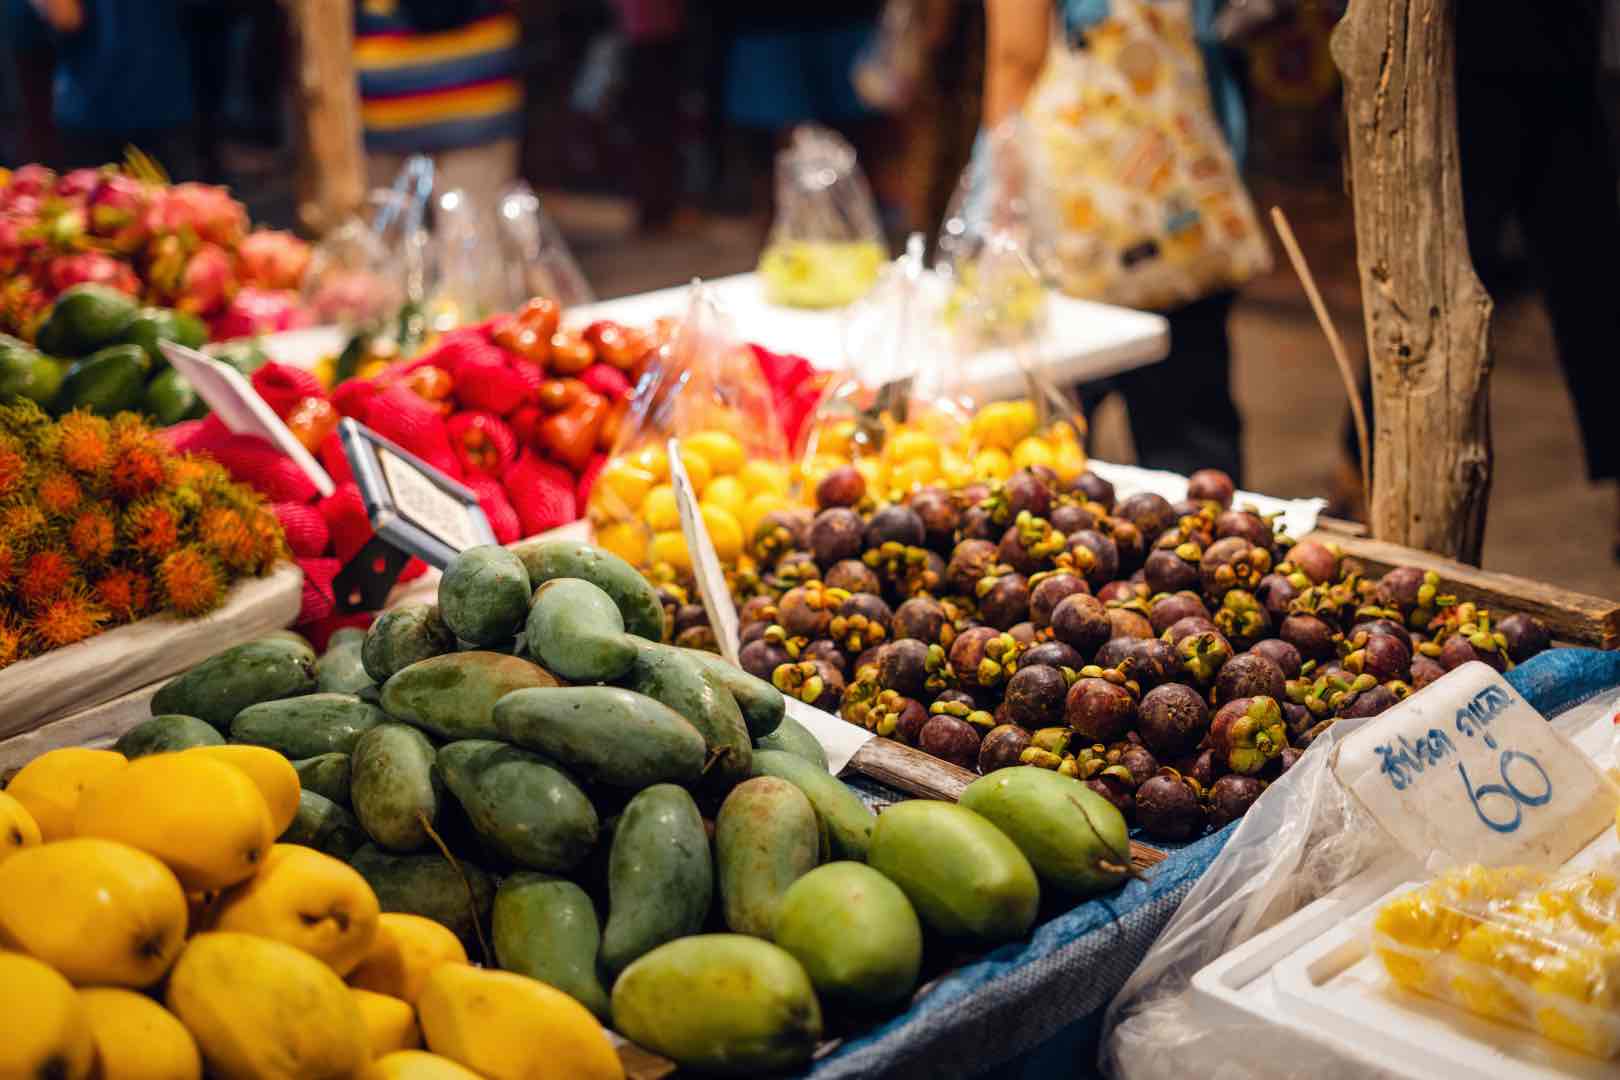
(26, 0), (195, 135)
(723, 22), (876, 128)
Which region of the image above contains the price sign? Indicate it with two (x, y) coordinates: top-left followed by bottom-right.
(1331, 661), (1619, 869)
(668, 436), (739, 664)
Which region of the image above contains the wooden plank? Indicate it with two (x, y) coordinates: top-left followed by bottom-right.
(0, 564), (302, 738)
(0, 682), (162, 780)
(288, 0), (365, 236)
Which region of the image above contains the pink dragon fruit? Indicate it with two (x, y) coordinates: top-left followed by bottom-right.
(0, 217), (41, 275)
(88, 174), (150, 251)
(147, 182), (247, 248)
(211, 286), (310, 341)
(0, 191), (41, 218)
(45, 251), (139, 296)
(5, 164), (55, 199)
(54, 168), (102, 201)
(173, 242), (237, 315)
(237, 230), (312, 291)
(40, 205), (87, 250)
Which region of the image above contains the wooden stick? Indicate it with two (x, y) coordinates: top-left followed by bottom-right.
(1269, 205), (1371, 506)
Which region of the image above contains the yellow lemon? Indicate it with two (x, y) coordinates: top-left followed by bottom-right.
(0, 952), (93, 1080)
(74, 753), (275, 892)
(185, 745), (301, 837)
(78, 988), (202, 1080)
(684, 430), (745, 475)
(888, 456), (937, 492)
(643, 485), (680, 532)
(0, 789), (41, 864)
(418, 965), (623, 1080)
(737, 460), (790, 497)
(362, 1051), (483, 1080)
(211, 844), (380, 976)
(701, 474), (748, 519)
(592, 521), (648, 566)
(972, 447), (1013, 480)
(649, 530), (691, 571)
(348, 913), (469, 1006)
(888, 428), (942, 464)
(675, 448), (712, 494)
(595, 462), (657, 514)
(628, 446), (669, 481)
(352, 988), (422, 1056)
(166, 932), (369, 1080)
(700, 506), (744, 562)
(1052, 441), (1087, 482)
(1010, 436), (1055, 472)
(5, 747), (127, 841)
(0, 837), (187, 988)
(971, 400), (1038, 450)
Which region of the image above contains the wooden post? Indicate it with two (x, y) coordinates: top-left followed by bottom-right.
(1330, 0), (1493, 563)
(289, 0), (366, 237)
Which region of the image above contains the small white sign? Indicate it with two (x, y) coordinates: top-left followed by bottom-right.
(160, 342), (335, 497)
(1331, 661), (1618, 870)
(784, 697), (873, 776)
(339, 418), (495, 570)
(667, 436), (740, 665)
(378, 447), (482, 554)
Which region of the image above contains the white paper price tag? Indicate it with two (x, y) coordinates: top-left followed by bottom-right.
(339, 419), (495, 570)
(1331, 661), (1618, 869)
(668, 437), (740, 664)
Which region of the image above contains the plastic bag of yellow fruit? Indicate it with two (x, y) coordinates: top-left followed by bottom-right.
(1371, 861), (1620, 1058)
(758, 126), (886, 309)
(589, 285), (794, 576)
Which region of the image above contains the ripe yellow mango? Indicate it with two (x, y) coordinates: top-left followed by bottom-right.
(211, 844), (380, 975)
(5, 747), (127, 840)
(352, 988), (422, 1056)
(362, 1051), (483, 1080)
(348, 912), (468, 1005)
(186, 745), (301, 836)
(78, 987), (202, 1080)
(0, 837), (187, 987)
(74, 753), (274, 891)
(166, 932), (369, 1080)
(0, 788), (41, 863)
(0, 951), (93, 1080)
(418, 965), (623, 1080)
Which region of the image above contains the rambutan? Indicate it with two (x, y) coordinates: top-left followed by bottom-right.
(165, 455), (212, 492)
(68, 504), (117, 562)
(124, 499), (181, 558)
(0, 538), (13, 593)
(17, 549), (75, 609)
(157, 546), (225, 617)
(0, 502), (47, 546)
(0, 615), (23, 669)
(0, 442), (25, 501)
(94, 567), (153, 620)
(36, 469), (83, 516)
(198, 506), (262, 573)
(30, 592), (107, 650)
(248, 508), (287, 570)
(56, 412), (113, 476)
(109, 419), (168, 500)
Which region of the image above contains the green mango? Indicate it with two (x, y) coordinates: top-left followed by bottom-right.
(510, 538), (664, 642)
(292, 752), (352, 805)
(620, 641), (751, 789)
(600, 784), (710, 976)
(0, 334), (65, 407)
(152, 637), (317, 732)
(772, 862), (923, 1009)
(362, 603), (456, 684)
(753, 711), (827, 770)
(715, 776), (820, 938)
(56, 343), (149, 416)
(437, 545), (531, 647)
(280, 789), (367, 859)
(959, 767), (1131, 897)
(525, 578), (636, 684)
(349, 844), (494, 952)
(748, 749), (873, 861)
(434, 739), (597, 873)
(686, 651), (784, 739)
(142, 367), (206, 426)
(350, 723), (439, 852)
(492, 873), (611, 1020)
(380, 651), (558, 741)
(122, 306), (206, 367)
(316, 637), (373, 695)
(113, 714), (224, 758)
(491, 686), (706, 789)
(35, 283), (138, 356)
(230, 692), (386, 758)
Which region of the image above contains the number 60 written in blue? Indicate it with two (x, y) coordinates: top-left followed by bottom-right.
(1458, 751), (1552, 833)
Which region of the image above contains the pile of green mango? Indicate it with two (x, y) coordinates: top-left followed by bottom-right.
(0, 282), (267, 423)
(121, 538), (1133, 1076)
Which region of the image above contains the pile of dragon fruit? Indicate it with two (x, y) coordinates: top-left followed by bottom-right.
(0, 163), (312, 342)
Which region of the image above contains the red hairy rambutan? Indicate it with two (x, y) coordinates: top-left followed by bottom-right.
(56, 412), (113, 475)
(68, 504), (117, 562)
(17, 549), (75, 609)
(36, 469), (83, 516)
(94, 567), (153, 620)
(30, 592), (107, 649)
(124, 500), (181, 558)
(157, 546), (225, 616)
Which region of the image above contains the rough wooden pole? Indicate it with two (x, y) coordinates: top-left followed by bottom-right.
(1330, 0), (1493, 563)
(289, 0), (366, 237)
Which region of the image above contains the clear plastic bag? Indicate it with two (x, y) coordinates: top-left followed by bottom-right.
(496, 182), (596, 309)
(429, 187), (511, 332)
(302, 156), (432, 330)
(588, 283), (795, 574)
(757, 127), (886, 309)
(853, 0), (929, 112)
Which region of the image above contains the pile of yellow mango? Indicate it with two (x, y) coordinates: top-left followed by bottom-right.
(0, 746), (622, 1080)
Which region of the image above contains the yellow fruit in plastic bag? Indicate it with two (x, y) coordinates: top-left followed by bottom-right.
(852, 456), (885, 493)
(1533, 872), (1620, 935)
(597, 463), (657, 514)
(629, 446), (670, 481)
(349, 913), (469, 1006)
(676, 449), (712, 494)
(0, 789), (41, 863)
(187, 745), (301, 837)
(643, 485), (679, 531)
(702, 475), (748, 519)
(971, 400), (1038, 450)
(5, 747), (127, 841)
(650, 531), (692, 571)
(1373, 890), (1480, 953)
(972, 447), (1013, 480)
(1011, 436), (1055, 472)
(0, 837), (187, 988)
(74, 753), (275, 892)
(0, 952), (93, 1080)
(1535, 1005), (1611, 1058)
(211, 844), (380, 976)
(701, 506), (744, 562)
(593, 521), (648, 566)
(353, 988), (422, 1056)
(888, 429), (942, 464)
(743, 493), (791, 536)
(417, 965), (623, 1080)
(363, 1051), (485, 1080)
(685, 431), (745, 475)
(166, 932), (369, 1080)
(1052, 440), (1087, 482)
(889, 457), (937, 493)
(78, 987), (202, 1080)
(738, 460), (790, 497)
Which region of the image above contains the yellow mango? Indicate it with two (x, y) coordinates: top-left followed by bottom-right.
(596, 463), (657, 514)
(348, 913), (469, 1006)
(186, 745), (301, 837)
(676, 448), (712, 494)
(1010, 436), (1055, 472)
(649, 530), (691, 571)
(887, 428), (942, 464)
(0, 837), (187, 988)
(642, 484), (679, 531)
(78, 987), (202, 1080)
(591, 521), (648, 566)
(628, 446), (669, 481)
(701, 474), (747, 519)
(5, 747), (127, 841)
(418, 965), (623, 1080)
(972, 447), (1013, 480)
(685, 431), (745, 475)
(0, 952), (93, 1080)
(700, 505), (744, 562)
(166, 932), (369, 1080)
(352, 989), (422, 1056)
(74, 753), (274, 892)
(0, 789), (41, 863)
(970, 400), (1038, 450)
(362, 1051), (483, 1080)
(737, 460), (790, 497)
(211, 844), (380, 976)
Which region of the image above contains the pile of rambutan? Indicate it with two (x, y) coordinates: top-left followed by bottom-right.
(0, 400), (285, 669)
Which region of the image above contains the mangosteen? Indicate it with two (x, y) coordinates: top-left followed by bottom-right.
(1344, 631), (1411, 682)
(1439, 635), (1507, 673)
(815, 465), (866, 509)
(740, 620), (768, 646)
(1176, 748), (1219, 790)
(959, 505), (998, 541)
(674, 625), (718, 652)
(1349, 618), (1414, 652)
(891, 596), (947, 643)
(948, 626), (1000, 678)
(1136, 775), (1205, 841)
(1096, 580), (1142, 606)
(1119, 745), (1160, 786)
(1284, 540), (1339, 586)
(1280, 613), (1339, 663)
(1030, 573), (1088, 628)
(1149, 591), (1210, 636)
(1144, 546), (1202, 596)
(918, 713), (982, 771)
(1051, 593), (1111, 656)
(1374, 566), (1430, 614)
(1107, 608), (1154, 641)
(1275, 746), (1304, 775)
(774, 658), (846, 712)
(1116, 492), (1176, 541)
(1022, 640), (1085, 670)
(979, 725), (1033, 773)
(1124, 638), (1179, 690)
(797, 639), (842, 673)
(935, 688), (977, 711)
(830, 592), (892, 655)
(770, 549), (820, 585)
(1005, 664), (1068, 728)
(877, 639), (930, 698)
(753, 509), (812, 562)
(1108, 518), (1147, 572)
(1339, 684), (1400, 719)
(1094, 638), (1136, 670)
(809, 508), (865, 566)
(865, 505), (926, 550)
(1254, 573), (1300, 622)
(824, 558), (882, 595)
(672, 604), (709, 635)
(779, 585), (836, 639)
(1282, 701), (1311, 737)
(1214, 652), (1287, 705)
(998, 522), (1059, 576)
(1071, 471), (1116, 509)
(1003, 468), (1053, 520)
(1008, 621), (1038, 646)
(1065, 676), (1137, 742)
(1210, 696), (1288, 775)
(895, 697), (930, 743)
(1165, 615), (1220, 644)
(1137, 683), (1211, 758)
(1249, 638), (1303, 679)
(1213, 509), (1275, 551)
(1497, 613), (1551, 664)
(1068, 530), (1120, 588)
(853, 645), (884, 675)
(1167, 501), (1212, 531)
(945, 539), (999, 595)
(1177, 630), (1233, 687)
(1213, 589), (1272, 650)
(908, 488), (960, 550)
(1049, 503), (1098, 536)
(1208, 775), (1265, 828)
(979, 572), (1031, 630)
(1187, 469), (1236, 508)
(739, 637), (790, 681)
(1411, 654), (1446, 689)
(1200, 536), (1272, 597)
(739, 595), (777, 626)
(1086, 776), (1136, 819)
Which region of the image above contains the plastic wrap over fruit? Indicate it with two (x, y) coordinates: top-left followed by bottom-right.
(588, 283), (796, 574)
(301, 216), (402, 328)
(757, 127), (886, 309)
(496, 182), (595, 309)
(429, 187), (511, 332)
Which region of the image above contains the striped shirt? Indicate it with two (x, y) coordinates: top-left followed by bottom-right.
(355, 1), (522, 153)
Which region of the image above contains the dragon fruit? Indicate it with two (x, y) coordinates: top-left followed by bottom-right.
(237, 230), (312, 291)
(45, 251), (139, 296)
(172, 242), (237, 316)
(0, 218), (40, 275)
(55, 168), (103, 201)
(5, 164), (55, 199)
(40, 205), (87, 251)
(1, 191), (41, 218)
(211, 287), (309, 341)
(87, 174), (151, 251)
(147, 182), (247, 248)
